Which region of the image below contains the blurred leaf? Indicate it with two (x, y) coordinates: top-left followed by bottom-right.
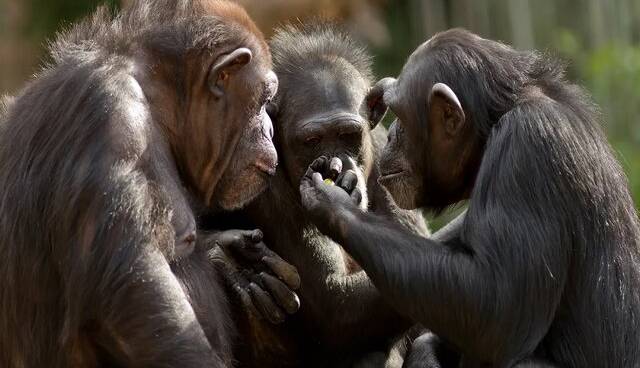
(25, 0), (119, 38)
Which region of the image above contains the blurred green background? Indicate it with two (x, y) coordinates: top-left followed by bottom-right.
(1, 0), (638, 220)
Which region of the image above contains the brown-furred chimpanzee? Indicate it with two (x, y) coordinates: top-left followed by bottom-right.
(299, 29), (640, 367)
(212, 23), (430, 368)
(0, 1), (300, 367)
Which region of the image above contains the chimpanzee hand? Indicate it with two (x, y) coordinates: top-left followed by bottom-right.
(300, 156), (363, 235)
(205, 229), (301, 324)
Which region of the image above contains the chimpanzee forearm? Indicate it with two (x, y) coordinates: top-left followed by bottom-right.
(323, 270), (412, 348)
(320, 204), (565, 361)
(282, 231), (412, 349)
(323, 205), (464, 321)
(96, 247), (222, 367)
(65, 185), (223, 367)
(247, 186), (411, 349)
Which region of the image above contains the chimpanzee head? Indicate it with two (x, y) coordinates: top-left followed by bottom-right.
(268, 23), (387, 208)
(134, 0), (278, 211)
(369, 29), (524, 211)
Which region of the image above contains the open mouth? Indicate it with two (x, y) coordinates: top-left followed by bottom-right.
(379, 170), (406, 181)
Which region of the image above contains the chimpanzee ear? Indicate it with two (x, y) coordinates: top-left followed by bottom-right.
(363, 77), (395, 129)
(428, 83), (465, 137)
(209, 48), (253, 99)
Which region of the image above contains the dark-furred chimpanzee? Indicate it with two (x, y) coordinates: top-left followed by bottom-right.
(0, 1), (299, 367)
(215, 23), (430, 368)
(299, 29), (640, 367)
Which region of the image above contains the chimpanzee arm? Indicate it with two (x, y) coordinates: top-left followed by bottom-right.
(247, 179), (411, 349)
(295, 247), (412, 352)
(64, 173), (222, 367)
(314, 254), (411, 349)
(310, 200), (565, 363)
(368, 125), (430, 237)
(297, 239), (413, 350)
(301, 128), (571, 365)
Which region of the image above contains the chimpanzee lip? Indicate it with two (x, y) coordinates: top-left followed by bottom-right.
(253, 162), (277, 176)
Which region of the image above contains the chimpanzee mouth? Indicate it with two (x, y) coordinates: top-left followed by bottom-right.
(253, 162), (277, 176)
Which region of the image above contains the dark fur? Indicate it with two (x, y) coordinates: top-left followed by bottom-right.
(301, 29), (640, 367)
(0, 1), (275, 366)
(270, 22), (374, 86)
(213, 23), (429, 368)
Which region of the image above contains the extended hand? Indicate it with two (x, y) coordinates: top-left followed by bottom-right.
(299, 156), (363, 233)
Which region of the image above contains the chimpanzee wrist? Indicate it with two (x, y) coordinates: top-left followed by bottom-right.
(322, 203), (357, 243)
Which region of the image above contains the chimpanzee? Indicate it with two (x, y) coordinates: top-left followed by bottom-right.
(300, 29), (640, 367)
(0, 1), (299, 367)
(0, 96), (13, 116)
(212, 23), (430, 368)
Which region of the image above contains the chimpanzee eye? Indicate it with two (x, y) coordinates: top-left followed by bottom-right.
(304, 136), (321, 147)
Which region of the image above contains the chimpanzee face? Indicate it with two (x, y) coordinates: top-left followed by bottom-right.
(139, 23), (278, 212)
(272, 60), (374, 206)
(169, 42), (278, 211)
(375, 63), (429, 210)
(207, 48), (279, 211)
(376, 40), (478, 212)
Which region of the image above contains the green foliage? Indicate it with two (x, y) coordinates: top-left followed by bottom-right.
(25, 0), (119, 39)
(553, 29), (640, 207)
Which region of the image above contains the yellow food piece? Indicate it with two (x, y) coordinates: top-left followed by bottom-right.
(324, 178), (335, 186)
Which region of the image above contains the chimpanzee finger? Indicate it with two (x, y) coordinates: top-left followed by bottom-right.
(234, 229), (261, 244)
(351, 188), (363, 206)
(303, 165), (324, 183)
(214, 230), (254, 249)
(235, 285), (262, 320)
(309, 156), (329, 173)
(300, 170), (314, 191)
(216, 230), (265, 264)
(215, 257), (264, 319)
(311, 172), (324, 187)
(248, 282), (285, 324)
(260, 272), (301, 314)
(328, 157), (343, 180)
(197, 233), (218, 252)
(230, 239), (270, 264)
(338, 170), (358, 194)
(250, 229), (263, 243)
(262, 256), (301, 290)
